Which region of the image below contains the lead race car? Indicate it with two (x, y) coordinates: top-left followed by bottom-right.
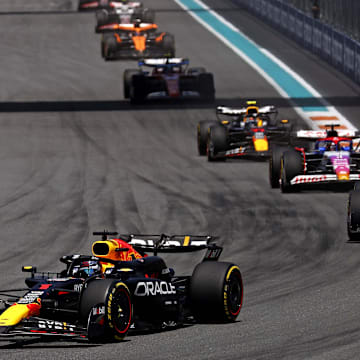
(269, 125), (360, 192)
(124, 58), (215, 103)
(79, 0), (141, 11)
(95, 4), (155, 33)
(197, 101), (292, 160)
(0, 231), (243, 343)
(98, 20), (175, 60)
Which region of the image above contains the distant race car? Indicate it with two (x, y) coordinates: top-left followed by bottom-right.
(269, 125), (360, 192)
(95, 4), (155, 33)
(79, 0), (141, 11)
(197, 101), (292, 160)
(98, 21), (175, 60)
(123, 58), (215, 103)
(0, 231), (243, 342)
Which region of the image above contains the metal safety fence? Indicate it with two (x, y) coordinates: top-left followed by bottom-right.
(232, 0), (360, 86)
(282, 0), (360, 40)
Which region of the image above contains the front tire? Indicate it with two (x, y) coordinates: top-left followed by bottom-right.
(190, 262), (243, 322)
(280, 150), (303, 193)
(80, 279), (132, 342)
(270, 145), (288, 188)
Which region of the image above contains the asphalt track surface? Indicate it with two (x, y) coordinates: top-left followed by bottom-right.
(1, 0), (360, 359)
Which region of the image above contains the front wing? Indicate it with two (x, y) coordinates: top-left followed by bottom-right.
(0, 317), (87, 340)
(290, 174), (360, 185)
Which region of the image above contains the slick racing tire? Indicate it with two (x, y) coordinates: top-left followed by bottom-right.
(103, 35), (117, 60)
(269, 145), (289, 188)
(207, 125), (227, 162)
(162, 34), (175, 57)
(280, 150), (303, 193)
(80, 279), (132, 342)
(130, 74), (147, 104)
(190, 262), (243, 322)
(142, 8), (155, 23)
(348, 188), (360, 241)
(187, 67), (206, 75)
(197, 120), (217, 156)
(198, 73), (215, 102)
(123, 69), (141, 99)
(96, 9), (109, 26)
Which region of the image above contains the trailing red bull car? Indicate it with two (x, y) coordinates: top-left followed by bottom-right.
(98, 21), (175, 60)
(79, 0), (141, 11)
(124, 58), (215, 103)
(197, 101), (291, 160)
(269, 125), (360, 192)
(0, 231), (243, 343)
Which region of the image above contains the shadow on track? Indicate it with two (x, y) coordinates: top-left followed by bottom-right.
(0, 96), (359, 113)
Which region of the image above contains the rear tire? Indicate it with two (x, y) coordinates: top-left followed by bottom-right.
(103, 35), (117, 60)
(130, 75), (147, 104)
(280, 150), (303, 193)
(124, 69), (141, 99)
(142, 8), (155, 23)
(190, 262), (243, 322)
(207, 125), (227, 162)
(188, 67), (206, 75)
(348, 188), (360, 241)
(96, 10), (109, 26)
(197, 120), (217, 156)
(198, 73), (215, 102)
(162, 34), (175, 57)
(80, 279), (132, 342)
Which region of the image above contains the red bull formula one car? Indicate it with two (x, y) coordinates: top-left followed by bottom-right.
(98, 21), (175, 60)
(0, 231), (243, 343)
(124, 58), (215, 103)
(197, 101), (291, 160)
(269, 125), (360, 192)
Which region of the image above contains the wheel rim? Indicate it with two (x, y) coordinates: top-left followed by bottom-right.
(226, 270), (243, 317)
(110, 287), (132, 335)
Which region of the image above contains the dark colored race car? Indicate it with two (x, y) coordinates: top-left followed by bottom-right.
(95, 5), (155, 33)
(98, 21), (175, 60)
(0, 231), (243, 343)
(347, 183), (360, 241)
(79, 0), (141, 11)
(197, 101), (292, 161)
(123, 58), (215, 104)
(269, 125), (360, 192)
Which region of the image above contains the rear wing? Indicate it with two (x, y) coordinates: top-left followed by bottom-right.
(216, 105), (277, 116)
(139, 58), (189, 67)
(93, 232), (223, 261)
(296, 129), (359, 139)
(97, 22), (157, 32)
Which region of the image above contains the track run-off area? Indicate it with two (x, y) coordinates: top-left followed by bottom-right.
(1, 0), (360, 359)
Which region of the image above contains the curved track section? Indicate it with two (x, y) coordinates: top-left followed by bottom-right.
(0, 0), (360, 359)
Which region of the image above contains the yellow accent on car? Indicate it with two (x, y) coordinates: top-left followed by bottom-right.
(338, 173), (349, 181)
(119, 268), (133, 272)
(221, 120), (229, 124)
(246, 100), (257, 105)
(0, 304), (31, 326)
(254, 139), (269, 152)
(281, 119), (289, 123)
(183, 236), (190, 246)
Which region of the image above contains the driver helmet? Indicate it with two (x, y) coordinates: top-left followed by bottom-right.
(72, 260), (100, 278)
(328, 142), (336, 151)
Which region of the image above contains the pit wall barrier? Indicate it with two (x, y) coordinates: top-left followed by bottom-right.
(232, 0), (360, 85)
